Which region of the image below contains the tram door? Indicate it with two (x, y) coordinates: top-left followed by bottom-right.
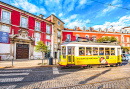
(67, 47), (75, 64)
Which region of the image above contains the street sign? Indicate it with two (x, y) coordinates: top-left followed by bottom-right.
(0, 31), (9, 43)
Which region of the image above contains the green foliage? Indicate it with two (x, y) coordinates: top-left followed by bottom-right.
(97, 36), (118, 43)
(35, 41), (47, 53)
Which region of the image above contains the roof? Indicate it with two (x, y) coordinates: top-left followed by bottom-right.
(0, 1), (54, 25)
(46, 14), (65, 24)
(61, 41), (121, 46)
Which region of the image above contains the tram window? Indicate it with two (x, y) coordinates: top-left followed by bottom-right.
(111, 48), (115, 55)
(99, 48), (104, 55)
(105, 48), (110, 55)
(68, 47), (71, 55)
(86, 47), (92, 56)
(93, 47), (98, 55)
(79, 47), (85, 56)
(62, 46), (66, 58)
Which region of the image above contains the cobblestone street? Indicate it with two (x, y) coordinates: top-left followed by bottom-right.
(0, 63), (130, 89)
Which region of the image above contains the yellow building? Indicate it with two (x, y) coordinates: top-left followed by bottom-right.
(46, 14), (64, 59)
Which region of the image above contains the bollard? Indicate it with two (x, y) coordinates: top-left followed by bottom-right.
(55, 58), (56, 65)
(42, 59), (43, 65)
(12, 59), (13, 66)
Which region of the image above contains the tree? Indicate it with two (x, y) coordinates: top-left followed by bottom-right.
(35, 41), (47, 59)
(97, 36), (118, 43)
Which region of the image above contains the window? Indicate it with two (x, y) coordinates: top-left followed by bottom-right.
(46, 35), (50, 40)
(46, 25), (50, 34)
(58, 31), (60, 37)
(20, 16), (28, 28)
(68, 47), (71, 55)
(127, 37), (129, 42)
(79, 47), (85, 56)
(122, 37), (124, 42)
(76, 34), (79, 40)
(86, 35), (89, 38)
(128, 44), (130, 47)
(86, 47), (92, 56)
(35, 33), (40, 45)
(58, 21), (60, 25)
(1, 25), (10, 33)
(62, 46), (66, 58)
(111, 48), (115, 55)
(35, 21), (40, 31)
(1, 10), (11, 24)
(99, 48), (104, 55)
(122, 44), (125, 46)
(93, 47), (98, 55)
(105, 48), (110, 55)
(67, 34), (71, 41)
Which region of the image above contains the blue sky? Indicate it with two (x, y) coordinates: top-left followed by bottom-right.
(1, 0), (130, 31)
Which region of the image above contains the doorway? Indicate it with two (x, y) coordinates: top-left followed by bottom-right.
(16, 44), (29, 59)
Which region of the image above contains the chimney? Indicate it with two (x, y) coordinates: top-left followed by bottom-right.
(125, 30), (128, 33)
(105, 28), (108, 32)
(98, 28), (101, 32)
(39, 14), (44, 19)
(92, 28), (94, 32)
(113, 29), (115, 33)
(83, 26), (86, 31)
(77, 27), (80, 30)
(73, 26), (77, 30)
(120, 29), (122, 33)
(89, 27), (91, 31)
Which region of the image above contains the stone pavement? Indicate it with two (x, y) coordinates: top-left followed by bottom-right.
(0, 63), (130, 89)
(0, 59), (59, 68)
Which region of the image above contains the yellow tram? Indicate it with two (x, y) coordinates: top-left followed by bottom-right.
(59, 42), (122, 67)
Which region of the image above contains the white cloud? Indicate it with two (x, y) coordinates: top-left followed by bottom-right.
(11, 0), (46, 14)
(70, 14), (77, 19)
(59, 13), (63, 17)
(65, 19), (90, 28)
(93, 15), (130, 31)
(96, 0), (122, 17)
(79, 0), (87, 5)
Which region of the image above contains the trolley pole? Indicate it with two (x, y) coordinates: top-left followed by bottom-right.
(42, 59), (43, 65)
(12, 58), (13, 66)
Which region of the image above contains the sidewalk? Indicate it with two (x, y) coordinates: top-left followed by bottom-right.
(0, 59), (59, 69)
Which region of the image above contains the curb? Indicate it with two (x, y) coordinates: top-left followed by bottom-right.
(0, 65), (60, 69)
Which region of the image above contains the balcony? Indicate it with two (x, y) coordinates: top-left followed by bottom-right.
(0, 18), (11, 25)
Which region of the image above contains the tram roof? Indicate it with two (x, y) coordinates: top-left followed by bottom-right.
(61, 41), (121, 46)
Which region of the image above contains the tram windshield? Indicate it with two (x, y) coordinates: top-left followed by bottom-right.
(62, 46), (66, 58)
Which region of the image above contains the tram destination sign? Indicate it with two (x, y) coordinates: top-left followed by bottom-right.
(0, 31), (9, 43)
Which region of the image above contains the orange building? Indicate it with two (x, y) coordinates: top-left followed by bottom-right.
(62, 27), (130, 47)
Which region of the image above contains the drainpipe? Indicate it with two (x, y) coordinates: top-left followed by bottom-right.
(51, 24), (54, 58)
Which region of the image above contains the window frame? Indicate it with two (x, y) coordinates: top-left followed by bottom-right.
(99, 47), (104, 56)
(111, 48), (115, 56)
(76, 34), (79, 40)
(79, 47), (85, 56)
(86, 47), (92, 56)
(46, 35), (51, 40)
(93, 47), (99, 56)
(35, 32), (41, 45)
(105, 47), (110, 56)
(1, 9), (11, 24)
(58, 21), (60, 25)
(127, 37), (129, 42)
(58, 30), (61, 37)
(20, 16), (28, 28)
(62, 46), (66, 58)
(67, 34), (71, 41)
(0, 25), (10, 33)
(35, 21), (41, 31)
(46, 25), (51, 34)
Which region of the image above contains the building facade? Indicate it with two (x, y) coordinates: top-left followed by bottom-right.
(63, 27), (130, 47)
(46, 14), (64, 59)
(0, 1), (53, 60)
